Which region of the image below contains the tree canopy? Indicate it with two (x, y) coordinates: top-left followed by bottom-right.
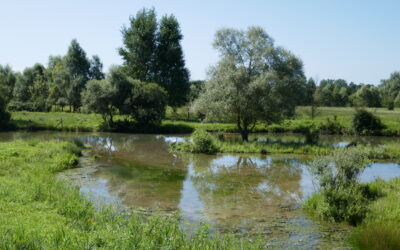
(119, 8), (189, 108)
(194, 26), (307, 141)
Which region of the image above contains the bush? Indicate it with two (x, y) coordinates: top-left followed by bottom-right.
(306, 147), (370, 225)
(352, 109), (384, 135)
(319, 116), (344, 134)
(190, 129), (219, 154)
(130, 81), (168, 126)
(302, 125), (319, 144)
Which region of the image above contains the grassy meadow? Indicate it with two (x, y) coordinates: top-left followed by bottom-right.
(0, 139), (261, 249)
(9, 106), (400, 136)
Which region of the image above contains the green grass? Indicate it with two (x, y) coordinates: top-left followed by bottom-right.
(8, 105), (400, 136)
(0, 139), (262, 249)
(173, 131), (400, 159)
(349, 178), (400, 249)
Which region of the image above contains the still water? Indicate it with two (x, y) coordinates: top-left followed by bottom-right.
(1, 131), (400, 248)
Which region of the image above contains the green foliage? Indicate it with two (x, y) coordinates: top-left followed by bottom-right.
(64, 39), (91, 111)
(0, 94), (10, 129)
(0, 140), (262, 249)
(349, 178), (400, 249)
(88, 55), (105, 80)
(191, 129), (219, 154)
(129, 81), (168, 126)
(119, 8), (158, 82)
(0, 65), (16, 103)
(174, 129), (219, 154)
(302, 125), (320, 144)
(314, 79), (358, 107)
(119, 8), (189, 107)
(155, 14), (189, 107)
(81, 79), (115, 125)
(379, 71), (400, 109)
(352, 109), (384, 135)
(10, 64), (49, 112)
(351, 85), (381, 107)
(306, 147), (370, 225)
(319, 116), (345, 134)
(194, 26), (307, 141)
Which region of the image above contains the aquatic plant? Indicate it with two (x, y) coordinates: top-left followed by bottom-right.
(305, 147), (371, 225)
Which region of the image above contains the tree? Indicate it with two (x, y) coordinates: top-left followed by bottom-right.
(194, 27), (306, 141)
(120, 9), (190, 107)
(351, 85), (381, 107)
(108, 66), (134, 115)
(82, 79), (115, 126)
(155, 14), (190, 107)
(89, 55), (105, 80)
(119, 8), (157, 82)
(129, 81), (168, 126)
(379, 72), (400, 109)
(10, 63), (48, 111)
(64, 39), (90, 111)
(0, 65), (16, 103)
(0, 93), (10, 129)
(304, 78), (316, 105)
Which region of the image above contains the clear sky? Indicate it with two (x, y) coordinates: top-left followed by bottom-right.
(1, 0), (399, 84)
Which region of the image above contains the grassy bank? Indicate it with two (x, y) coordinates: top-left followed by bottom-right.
(349, 178), (400, 249)
(302, 147), (400, 249)
(0, 140), (261, 249)
(9, 106), (400, 135)
(172, 130), (400, 160)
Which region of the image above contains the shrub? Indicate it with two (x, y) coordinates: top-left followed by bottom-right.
(319, 116), (344, 134)
(215, 131), (225, 141)
(306, 147), (370, 225)
(302, 125), (319, 144)
(352, 109), (384, 135)
(129, 81), (168, 126)
(191, 129), (219, 154)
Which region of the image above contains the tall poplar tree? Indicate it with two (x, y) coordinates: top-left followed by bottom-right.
(64, 39), (90, 111)
(156, 14), (190, 107)
(119, 8), (190, 108)
(119, 8), (157, 82)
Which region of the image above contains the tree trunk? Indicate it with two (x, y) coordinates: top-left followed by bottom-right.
(240, 129), (249, 141)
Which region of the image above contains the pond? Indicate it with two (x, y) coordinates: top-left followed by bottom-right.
(1, 131), (400, 248)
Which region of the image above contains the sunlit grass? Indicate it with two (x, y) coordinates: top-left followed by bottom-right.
(0, 139), (263, 249)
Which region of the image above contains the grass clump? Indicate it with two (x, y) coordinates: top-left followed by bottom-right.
(0, 139), (262, 249)
(349, 178), (400, 249)
(173, 128), (219, 154)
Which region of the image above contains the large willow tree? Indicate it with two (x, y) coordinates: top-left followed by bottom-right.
(194, 27), (307, 141)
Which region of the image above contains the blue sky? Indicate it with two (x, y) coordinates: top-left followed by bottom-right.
(1, 0), (399, 84)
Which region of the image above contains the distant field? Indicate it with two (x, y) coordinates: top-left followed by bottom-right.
(9, 106), (400, 136)
(296, 106), (400, 124)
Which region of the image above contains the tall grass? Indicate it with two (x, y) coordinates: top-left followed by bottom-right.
(0, 139), (262, 249)
(349, 178), (400, 249)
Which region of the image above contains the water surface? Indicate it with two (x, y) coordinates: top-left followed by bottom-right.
(1, 131), (399, 248)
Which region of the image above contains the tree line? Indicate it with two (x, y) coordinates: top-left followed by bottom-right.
(0, 8), (190, 127)
(0, 8), (399, 136)
(303, 74), (400, 109)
